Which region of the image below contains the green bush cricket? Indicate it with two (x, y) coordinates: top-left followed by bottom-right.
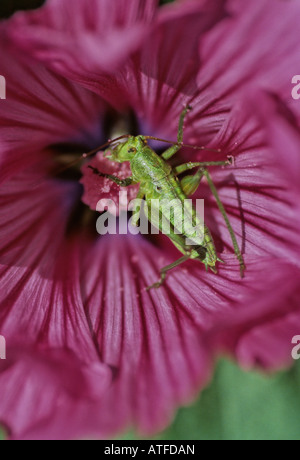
(82, 106), (245, 289)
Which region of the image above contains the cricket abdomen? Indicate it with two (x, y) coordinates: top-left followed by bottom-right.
(194, 224), (218, 271)
(144, 176), (218, 270)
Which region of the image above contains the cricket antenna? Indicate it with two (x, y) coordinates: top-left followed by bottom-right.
(53, 134), (131, 176)
(143, 136), (221, 153)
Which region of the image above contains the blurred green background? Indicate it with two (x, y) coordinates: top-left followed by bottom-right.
(119, 359), (300, 441)
(1, 0), (299, 441)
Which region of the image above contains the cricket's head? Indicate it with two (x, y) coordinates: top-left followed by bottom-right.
(104, 135), (147, 163)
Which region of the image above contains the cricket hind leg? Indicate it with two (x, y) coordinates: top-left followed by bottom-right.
(146, 217), (194, 290)
(161, 105), (192, 161)
(174, 158), (232, 176)
(202, 169), (245, 278)
(174, 161), (244, 277)
(175, 159), (232, 196)
(146, 254), (191, 290)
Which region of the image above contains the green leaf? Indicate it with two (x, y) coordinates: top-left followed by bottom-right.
(0, 427), (7, 441)
(118, 359), (300, 440)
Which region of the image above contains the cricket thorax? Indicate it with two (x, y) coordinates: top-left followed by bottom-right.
(130, 146), (172, 183)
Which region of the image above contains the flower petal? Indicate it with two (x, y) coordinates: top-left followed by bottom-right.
(7, 0), (158, 88)
(0, 170), (111, 439)
(0, 28), (104, 184)
(80, 233), (215, 435)
(252, 92), (300, 191)
(193, 0), (300, 132)
(6, 0), (227, 117)
(0, 345), (110, 440)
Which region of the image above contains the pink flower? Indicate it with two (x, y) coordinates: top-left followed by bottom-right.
(80, 153), (139, 213)
(0, 0), (300, 440)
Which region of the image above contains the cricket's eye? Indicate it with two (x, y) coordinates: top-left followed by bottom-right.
(128, 147), (137, 154)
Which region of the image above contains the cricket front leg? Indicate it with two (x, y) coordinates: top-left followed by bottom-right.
(88, 165), (134, 187)
(162, 105), (192, 160)
(130, 186), (145, 227)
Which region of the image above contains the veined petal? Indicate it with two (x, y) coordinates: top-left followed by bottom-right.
(193, 0), (300, 134)
(6, 0), (227, 117)
(0, 170), (111, 439)
(80, 233), (215, 435)
(0, 170), (88, 350)
(251, 92), (300, 191)
(0, 345), (110, 440)
(123, 0), (228, 130)
(0, 29), (104, 184)
(7, 0), (158, 90)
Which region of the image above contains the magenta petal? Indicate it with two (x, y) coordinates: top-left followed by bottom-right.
(251, 92), (300, 191)
(236, 309), (300, 371)
(0, 346), (110, 440)
(6, 0), (227, 115)
(194, 0), (300, 129)
(0, 172), (90, 353)
(0, 29), (104, 184)
(124, 0), (227, 128)
(7, 0), (158, 86)
(0, 172), (112, 439)
(0, 168), (213, 437)
(80, 234), (214, 435)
